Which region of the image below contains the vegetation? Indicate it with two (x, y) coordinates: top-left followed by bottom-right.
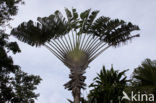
(88, 66), (128, 103)
(0, 0), (24, 26)
(132, 59), (156, 101)
(0, 1), (155, 103)
(0, 0), (41, 103)
(71, 59), (156, 103)
(11, 8), (140, 103)
(0, 34), (42, 103)
(133, 59), (156, 88)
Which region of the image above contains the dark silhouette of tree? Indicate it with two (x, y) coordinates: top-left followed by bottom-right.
(133, 59), (156, 87)
(11, 8), (140, 103)
(0, 33), (41, 103)
(0, 0), (24, 26)
(0, 0), (41, 103)
(132, 59), (156, 100)
(87, 66), (128, 103)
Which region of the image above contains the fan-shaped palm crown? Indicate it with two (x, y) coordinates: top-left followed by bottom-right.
(11, 8), (140, 103)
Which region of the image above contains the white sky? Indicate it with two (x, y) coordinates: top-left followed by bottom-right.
(9, 0), (156, 103)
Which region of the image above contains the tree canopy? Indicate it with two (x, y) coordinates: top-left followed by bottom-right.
(0, 31), (41, 103)
(11, 8), (140, 47)
(0, 0), (42, 102)
(87, 66), (128, 103)
(133, 59), (156, 87)
(0, 0), (24, 26)
(132, 59), (156, 100)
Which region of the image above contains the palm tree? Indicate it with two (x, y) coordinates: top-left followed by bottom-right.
(132, 59), (156, 97)
(11, 8), (140, 103)
(88, 66), (128, 103)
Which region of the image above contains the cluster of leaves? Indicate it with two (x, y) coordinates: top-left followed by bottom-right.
(11, 11), (70, 46)
(0, 0), (42, 103)
(0, 33), (42, 103)
(132, 59), (156, 101)
(87, 66), (128, 103)
(11, 8), (139, 47)
(0, 0), (24, 26)
(133, 59), (156, 87)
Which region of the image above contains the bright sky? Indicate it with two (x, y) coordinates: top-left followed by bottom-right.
(9, 0), (156, 103)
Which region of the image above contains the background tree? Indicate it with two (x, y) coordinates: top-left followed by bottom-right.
(132, 59), (156, 101)
(87, 66), (128, 103)
(11, 8), (140, 103)
(0, 0), (41, 102)
(0, 32), (42, 103)
(0, 0), (24, 26)
(68, 66), (129, 103)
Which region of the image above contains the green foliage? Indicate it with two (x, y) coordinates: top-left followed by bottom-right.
(91, 17), (140, 46)
(67, 59), (156, 103)
(132, 59), (156, 99)
(133, 59), (156, 87)
(0, 33), (42, 103)
(11, 8), (139, 47)
(0, 0), (42, 102)
(12, 69), (41, 103)
(0, 33), (21, 72)
(11, 11), (70, 46)
(87, 66), (128, 103)
(0, 0), (24, 25)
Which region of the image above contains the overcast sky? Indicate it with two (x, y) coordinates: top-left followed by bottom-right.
(9, 0), (156, 103)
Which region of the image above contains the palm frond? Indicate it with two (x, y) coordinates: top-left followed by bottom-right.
(133, 59), (156, 87)
(91, 16), (140, 46)
(11, 11), (69, 46)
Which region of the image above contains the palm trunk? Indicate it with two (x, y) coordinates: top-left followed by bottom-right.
(74, 88), (80, 103)
(64, 66), (87, 103)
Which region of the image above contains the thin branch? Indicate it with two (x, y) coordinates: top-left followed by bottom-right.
(57, 38), (69, 53)
(72, 30), (76, 49)
(84, 35), (99, 52)
(44, 44), (64, 62)
(89, 43), (106, 58)
(64, 35), (72, 52)
(53, 39), (68, 54)
(60, 36), (70, 52)
(87, 41), (103, 55)
(68, 33), (74, 51)
(81, 34), (92, 51)
(48, 42), (65, 56)
(89, 45), (111, 62)
(84, 36), (99, 53)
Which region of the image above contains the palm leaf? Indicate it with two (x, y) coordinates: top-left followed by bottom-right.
(91, 17), (140, 46)
(133, 59), (156, 87)
(11, 11), (69, 46)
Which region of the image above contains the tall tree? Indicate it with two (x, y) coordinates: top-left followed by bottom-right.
(0, 0), (41, 102)
(11, 8), (140, 103)
(0, 33), (41, 103)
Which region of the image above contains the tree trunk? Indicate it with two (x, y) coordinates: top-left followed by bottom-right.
(64, 66), (87, 103)
(74, 88), (80, 103)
